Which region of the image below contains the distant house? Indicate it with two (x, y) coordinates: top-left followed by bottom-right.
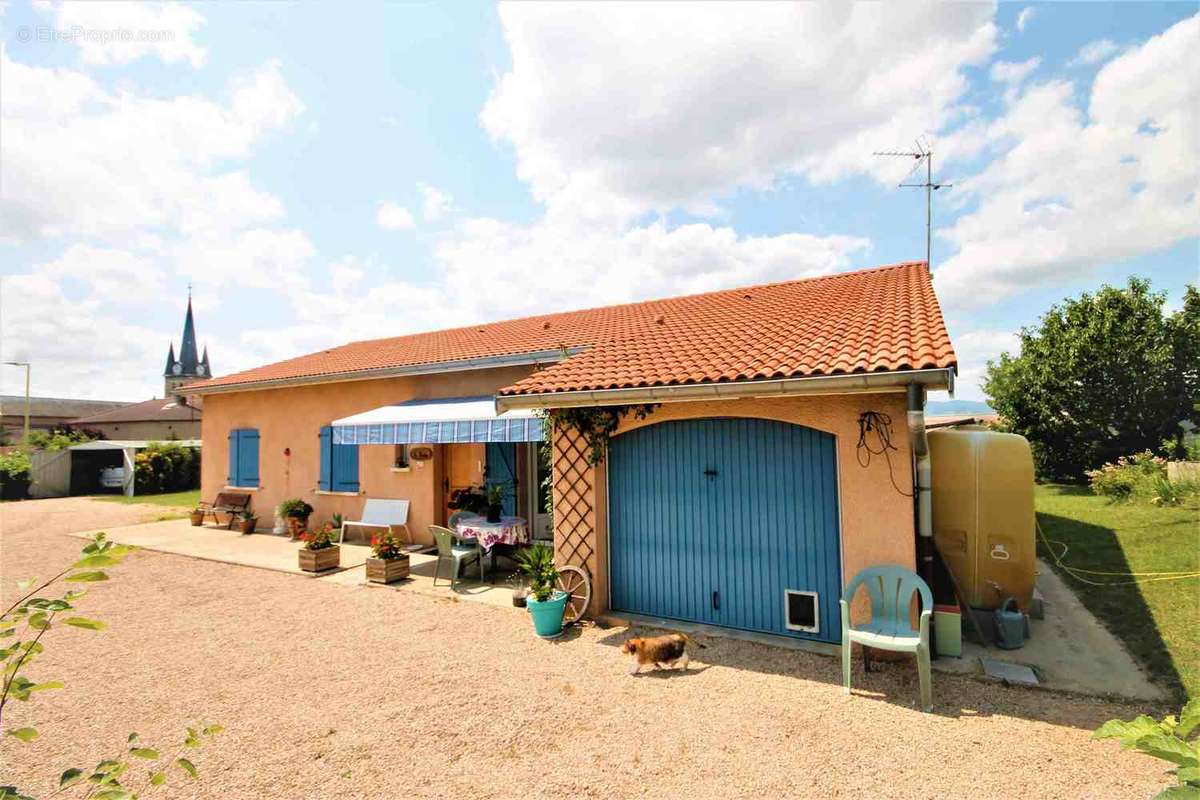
(67, 396), (202, 441)
(189, 261), (958, 632)
(0, 395), (130, 442)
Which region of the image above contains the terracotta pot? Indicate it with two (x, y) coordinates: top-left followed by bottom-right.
(298, 545), (340, 573)
(366, 555), (410, 584)
(238, 517), (257, 535)
(286, 516), (307, 540)
(189, 511), (204, 527)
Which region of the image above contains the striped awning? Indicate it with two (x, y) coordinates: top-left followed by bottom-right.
(331, 396), (543, 445)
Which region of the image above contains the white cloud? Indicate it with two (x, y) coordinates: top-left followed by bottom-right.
(1016, 7), (1035, 33)
(482, 1), (996, 220)
(1069, 39), (1120, 67)
(935, 13), (1200, 307)
(42, 1), (208, 68)
(943, 328), (1020, 401)
(989, 57), (1040, 85)
(375, 202), (415, 231)
(0, 52), (303, 243)
(418, 183), (454, 223)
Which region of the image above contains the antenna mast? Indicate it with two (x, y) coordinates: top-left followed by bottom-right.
(873, 139), (952, 268)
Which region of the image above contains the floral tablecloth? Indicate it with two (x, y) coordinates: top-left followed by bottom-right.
(454, 515), (529, 552)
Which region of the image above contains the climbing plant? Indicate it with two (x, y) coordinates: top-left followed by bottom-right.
(544, 404), (659, 465)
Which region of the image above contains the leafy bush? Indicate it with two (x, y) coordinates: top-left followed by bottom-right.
(0, 533), (220, 799)
(133, 442), (200, 495)
(1094, 699), (1198, 798)
(278, 498), (313, 519)
(1087, 451), (1199, 505)
(0, 450), (31, 483)
(301, 524), (336, 551)
(25, 426), (100, 452)
(516, 544), (559, 602)
(370, 530), (404, 560)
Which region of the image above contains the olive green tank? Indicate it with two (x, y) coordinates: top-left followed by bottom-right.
(928, 427), (1036, 611)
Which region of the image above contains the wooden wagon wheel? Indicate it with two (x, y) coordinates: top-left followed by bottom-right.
(556, 565), (591, 625)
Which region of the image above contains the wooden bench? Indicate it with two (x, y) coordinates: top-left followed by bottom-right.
(197, 491), (252, 529)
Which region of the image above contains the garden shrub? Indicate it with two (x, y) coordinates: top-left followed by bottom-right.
(1087, 450), (1198, 505)
(134, 442), (201, 494)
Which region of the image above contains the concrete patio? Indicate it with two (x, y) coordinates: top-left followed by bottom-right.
(73, 518), (521, 608)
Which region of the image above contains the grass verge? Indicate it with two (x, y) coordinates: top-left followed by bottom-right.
(92, 489), (201, 509)
(1036, 483), (1199, 702)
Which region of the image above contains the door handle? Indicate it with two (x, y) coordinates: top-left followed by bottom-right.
(712, 590), (720, 611)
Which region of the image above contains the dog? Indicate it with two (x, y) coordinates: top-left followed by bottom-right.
(621, 632), (706, 674)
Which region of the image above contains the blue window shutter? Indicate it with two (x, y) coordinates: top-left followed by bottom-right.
(332, 442), (359, 493)
(318, 426), (332, 491)
(227, 430), (238, 485)
(238, 429), (260, 488)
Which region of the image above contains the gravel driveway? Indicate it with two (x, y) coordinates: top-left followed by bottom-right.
(1, 498), (1169, 799)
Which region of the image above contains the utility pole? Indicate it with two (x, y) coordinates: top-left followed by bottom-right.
(3, 361), (31, 444)
(873, 140), (952, 268)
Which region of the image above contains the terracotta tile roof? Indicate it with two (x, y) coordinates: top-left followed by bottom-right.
(194, 261), (955, 395)
(69, 396), (202, 424)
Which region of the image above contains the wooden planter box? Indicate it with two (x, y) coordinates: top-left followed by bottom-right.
(298, 545), (340, 573)
(366, 556), (410, 584)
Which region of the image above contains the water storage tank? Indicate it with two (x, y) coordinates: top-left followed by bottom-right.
(928, 427), (1036, 611)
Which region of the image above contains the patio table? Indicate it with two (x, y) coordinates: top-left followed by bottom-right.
(455, 515), (530, 584)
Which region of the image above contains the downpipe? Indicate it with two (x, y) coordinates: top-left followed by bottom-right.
(907, 384), (933, 586)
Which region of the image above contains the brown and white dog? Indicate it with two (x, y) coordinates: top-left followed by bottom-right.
(621, 633), (706, 674)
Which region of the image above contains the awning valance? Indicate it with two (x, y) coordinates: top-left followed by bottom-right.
(331, 396), (544, 444)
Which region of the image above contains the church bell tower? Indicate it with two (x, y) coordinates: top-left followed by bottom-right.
(163, 290), (211, 396)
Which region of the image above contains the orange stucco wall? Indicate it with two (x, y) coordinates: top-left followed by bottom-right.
(199, 366), (536, 543)
(555, 391), (916, 618)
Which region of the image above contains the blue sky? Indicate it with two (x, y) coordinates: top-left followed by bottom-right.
(1, 1), (1196, 403)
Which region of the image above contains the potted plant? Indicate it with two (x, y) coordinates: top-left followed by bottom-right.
(189, 506), (205, 527)
(278, 498), (314, 540)
(366, 529), (410, 584)
(237, 509), (257, 535)
(516, 544), (567, 638)
(485, 483), (505, 523)
(447, 486), (487, 515)
(298, 523), (340, 573)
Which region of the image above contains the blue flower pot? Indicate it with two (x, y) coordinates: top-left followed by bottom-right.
(526, 590), (568, 639)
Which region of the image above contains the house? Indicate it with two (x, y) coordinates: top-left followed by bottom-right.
(189, 261), (956, 639)
(0, 395), (131, 442)
(67, 396), (202, 442)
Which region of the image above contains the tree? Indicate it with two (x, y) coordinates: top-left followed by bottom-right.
(984, 278), (1198, 480)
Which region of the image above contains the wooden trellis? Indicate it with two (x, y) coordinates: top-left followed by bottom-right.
(550, 425), (596, 573)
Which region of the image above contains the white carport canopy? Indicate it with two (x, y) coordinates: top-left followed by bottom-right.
(331, 396), (543, 445)
(68, 439), (200, 497)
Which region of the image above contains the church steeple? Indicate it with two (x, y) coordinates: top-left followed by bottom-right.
(164, 286), (209, 396)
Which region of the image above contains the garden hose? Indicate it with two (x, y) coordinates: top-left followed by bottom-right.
(1036, 518), (1200, 586)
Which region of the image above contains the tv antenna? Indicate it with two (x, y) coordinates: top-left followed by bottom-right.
(873, 138), (952, 268)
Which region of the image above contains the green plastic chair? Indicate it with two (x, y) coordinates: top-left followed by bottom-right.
(840, 564), (933, 712)
(430, 525), (481, 590)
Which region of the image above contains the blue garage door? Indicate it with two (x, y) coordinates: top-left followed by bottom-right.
(608, 418), (842, 643)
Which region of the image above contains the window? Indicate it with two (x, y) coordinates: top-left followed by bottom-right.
(227, 428), (260, 488)
(318, 425), (359, 492)
(784, 590), (819, 633)
(393, 444), (409, 469)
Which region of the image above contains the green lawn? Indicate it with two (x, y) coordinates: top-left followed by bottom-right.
(1036, 484), (1200, 702)
(92, 489), (200, 509)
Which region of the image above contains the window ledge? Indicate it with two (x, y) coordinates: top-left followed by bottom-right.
(390, 466), (411, 473)
(315, 490), (362, 497)
(225, 485), (260, 492)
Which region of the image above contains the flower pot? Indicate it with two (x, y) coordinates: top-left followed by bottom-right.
(286, 516), (308, 541)
(486, 504), (502, 523)
(238, 517), (257, 535)
(298, 545), (340, 573)
(526, 590), (568, 638)
(189, 511), (205, 527)
(366, 555), (410, 584)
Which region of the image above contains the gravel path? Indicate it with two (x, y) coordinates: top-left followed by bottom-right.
(1, 497), (1170, 799)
